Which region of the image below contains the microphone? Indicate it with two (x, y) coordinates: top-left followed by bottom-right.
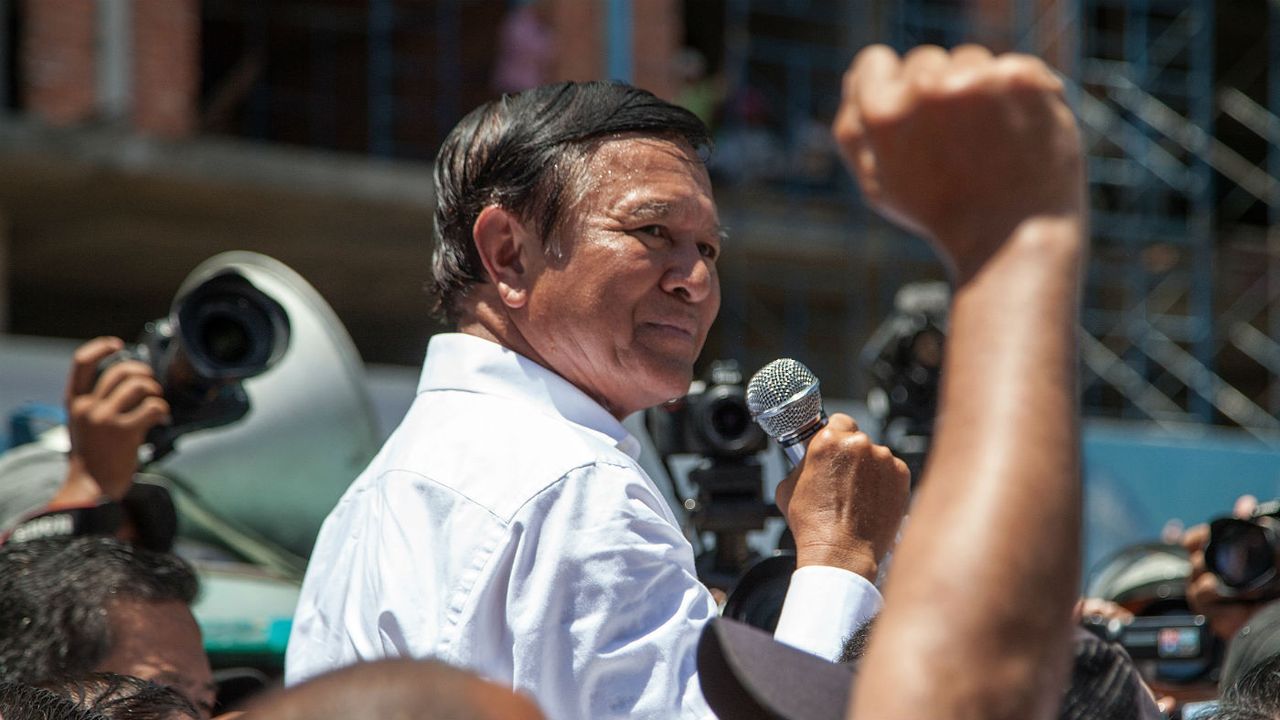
(746, 359), (828, 466)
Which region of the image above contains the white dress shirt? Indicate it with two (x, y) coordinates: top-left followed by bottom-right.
(286, 333), (881, 719)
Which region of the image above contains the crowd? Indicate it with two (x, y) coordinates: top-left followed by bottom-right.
(0, 43), (1273, 720)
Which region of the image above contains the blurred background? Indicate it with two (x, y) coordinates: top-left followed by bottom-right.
(2, 0), (1280, 578)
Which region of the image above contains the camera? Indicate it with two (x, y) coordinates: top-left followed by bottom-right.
(1205, 499), (1280, 594)
(648, 360), (776, 600)
(860, 282), (948, 485)
(1083, 614), (1211, 662)
(99, 269), (291, 459)
(648, 360), (767, 460)
(1082, 613), (1220, 684)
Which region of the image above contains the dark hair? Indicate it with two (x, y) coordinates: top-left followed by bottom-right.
(431, 80), (711, 322)
(0, 681), (105, 720)
(0, 538), (199, 686)
(1213, 652), (1280, 720)
(1059, 631), (1145, 720)
(44, 673), (199, 720)
(837, 616), (875, 664)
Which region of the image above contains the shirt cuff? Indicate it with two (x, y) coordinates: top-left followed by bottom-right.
(772, 565), (882, 661)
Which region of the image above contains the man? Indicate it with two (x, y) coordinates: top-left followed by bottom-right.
(0, 538), (217, 718)
(287, 81), (911, 718)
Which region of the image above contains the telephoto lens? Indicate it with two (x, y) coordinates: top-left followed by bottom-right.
(1205, 515), (1280, 593)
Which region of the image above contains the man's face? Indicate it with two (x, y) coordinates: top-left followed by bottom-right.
(518, 135), (721, 418)
(96, 598), (217, 718)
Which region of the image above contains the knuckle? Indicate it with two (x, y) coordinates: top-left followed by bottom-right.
(841, 432), (872, 454)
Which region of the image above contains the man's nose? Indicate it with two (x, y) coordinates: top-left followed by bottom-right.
(661, 244), (714, 303)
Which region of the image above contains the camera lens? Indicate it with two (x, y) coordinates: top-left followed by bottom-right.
(1209, 520), (1275, 589)
(709, 398), (750, 441)
(693, 385), (765, 458)
(174, 272), (290, 380)
(200, 313), (253, 365)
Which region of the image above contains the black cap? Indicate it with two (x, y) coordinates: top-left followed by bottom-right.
(697, 617), (854, 720)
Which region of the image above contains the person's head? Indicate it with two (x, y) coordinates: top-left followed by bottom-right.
(0, 681), (105, 720)
(434, 81), (721, 417)
(245, 658), (544, 720)
(0, 538), (215, 717)
(1213, 651), (1280, 720)
(43, 673), (199, 720)
(1060, 629), (1161, 720)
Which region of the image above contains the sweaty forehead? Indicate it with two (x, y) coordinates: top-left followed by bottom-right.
(574, 137), (715, 219)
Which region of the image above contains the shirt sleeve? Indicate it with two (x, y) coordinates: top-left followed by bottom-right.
(486, 461), (718, 720)
(773, 565), (882, 660)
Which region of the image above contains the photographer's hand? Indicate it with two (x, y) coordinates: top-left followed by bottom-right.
(774, 413), (910, 582)
(48, 337), (171, 508)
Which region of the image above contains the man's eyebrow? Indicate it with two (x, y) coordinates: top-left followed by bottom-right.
(622, 200), (673, 221)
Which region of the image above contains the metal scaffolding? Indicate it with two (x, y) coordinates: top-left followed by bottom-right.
(724, 0), (1280, 440)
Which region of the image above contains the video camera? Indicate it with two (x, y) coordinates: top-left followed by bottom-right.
(648, 360), (767, 460)
(98, 269), (291, 460)
(1082, 614), (1212, 662)
(648, 360), (780, 607)
(860, 282), (948, 484)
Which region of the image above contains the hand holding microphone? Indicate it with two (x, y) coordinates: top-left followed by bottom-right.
(749, 359), (910, 581)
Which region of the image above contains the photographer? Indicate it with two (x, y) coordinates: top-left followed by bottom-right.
(1182, 496), (1280, 642)
(1, 336), (170, 546)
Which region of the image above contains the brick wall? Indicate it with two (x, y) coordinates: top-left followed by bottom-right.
(633, 0), (680, 99)
(131, 0), (199, 137)
(21, 0), (96, 126)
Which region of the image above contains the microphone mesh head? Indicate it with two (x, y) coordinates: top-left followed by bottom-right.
(746, 359), (823, 440)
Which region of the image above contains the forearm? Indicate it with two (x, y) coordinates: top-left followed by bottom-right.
(853, 215), (1085, 719)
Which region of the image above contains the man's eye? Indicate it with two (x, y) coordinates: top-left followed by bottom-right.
(698, 243), (719, 260)
(638, 225), (668, 239)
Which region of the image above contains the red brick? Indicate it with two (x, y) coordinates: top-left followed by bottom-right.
(132, 0), (200, 138)
(21, 0), (97, 126)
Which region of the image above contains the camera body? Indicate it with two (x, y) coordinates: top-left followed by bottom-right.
(99, 270), (291, 458)
(1082, 614), (1211, 662)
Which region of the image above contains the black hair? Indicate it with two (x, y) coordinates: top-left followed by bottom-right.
(0, 681), (105, 720)
(431, 80), (711, 322)
(0, 538), (199, 686)
(1059, 631), (1145, 720)
(837, 616), (875, 665)
(1213, 652), (1280, 720)
(44, 673), (199, 720)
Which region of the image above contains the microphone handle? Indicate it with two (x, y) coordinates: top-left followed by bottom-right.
(777, 414), (829, 468)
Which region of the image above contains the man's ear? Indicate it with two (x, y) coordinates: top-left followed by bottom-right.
(473, 205), (533, 309)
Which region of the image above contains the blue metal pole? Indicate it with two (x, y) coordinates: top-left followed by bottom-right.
(1188, 0), (1215, 422)
(606, 0), (633, 83)
(248, 5), (271, 140)
(1270, 0), (1280, 415)
(367, 0), (395, 157)
(435, 0), (460, 154)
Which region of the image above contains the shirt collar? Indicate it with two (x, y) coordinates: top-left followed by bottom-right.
(417, 333), (642, 460)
